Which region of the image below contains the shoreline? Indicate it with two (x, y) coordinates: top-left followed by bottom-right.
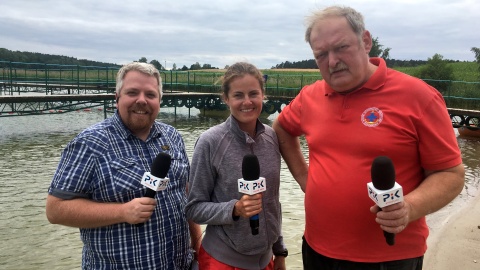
(424, 185), (480, 269)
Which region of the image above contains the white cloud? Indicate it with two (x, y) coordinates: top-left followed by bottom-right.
(0, 0), (478, 69)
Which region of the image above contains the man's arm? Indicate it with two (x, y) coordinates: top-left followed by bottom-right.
(408, 163), (465, 221)
(372, 163), (465, 233)
(45, 195), (156, 228)
(272, 119), (308, 192)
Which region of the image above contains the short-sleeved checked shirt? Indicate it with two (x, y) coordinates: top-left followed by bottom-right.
(49, 112), (193, 269)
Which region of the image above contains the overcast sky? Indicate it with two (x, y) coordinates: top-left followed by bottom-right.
(1, 0), (478, 69)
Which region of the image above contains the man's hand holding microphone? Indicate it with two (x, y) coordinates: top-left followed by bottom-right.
(126, 152), (171, 226)
(368, 156), (411, 245)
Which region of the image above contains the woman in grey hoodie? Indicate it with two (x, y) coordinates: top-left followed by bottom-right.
(185, 62), (287, 270)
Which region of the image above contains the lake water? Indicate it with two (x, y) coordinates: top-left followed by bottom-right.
(0, 107), (479, 269)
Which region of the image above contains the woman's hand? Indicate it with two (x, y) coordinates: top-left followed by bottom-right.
(233, 193), (263, 218)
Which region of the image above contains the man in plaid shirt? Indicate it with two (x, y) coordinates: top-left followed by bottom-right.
(46, 62), (201, 269)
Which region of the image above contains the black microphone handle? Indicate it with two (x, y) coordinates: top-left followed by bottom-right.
(136, 153), (171, 227)
(250, 214), (259, 235)
(379, 204), (395, 246)
(371, 156), (397, 246)
(144, 188), (156, 198)
(378, 199), (396, 246)
(135, 188), (156, 228)
(242, 154), (261, 235)
(384, 230), (395, 246)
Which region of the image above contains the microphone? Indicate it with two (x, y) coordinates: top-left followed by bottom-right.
(141, 152), (171, 197)
(136, 152), (171, 227)
(367, 156), (404, 246)
(238, 154), (266, 235)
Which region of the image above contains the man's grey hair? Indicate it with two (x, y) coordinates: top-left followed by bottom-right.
(305, 6), (366, 44)
(115, 62), (162, 97)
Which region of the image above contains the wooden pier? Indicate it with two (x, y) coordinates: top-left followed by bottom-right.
(0, 92), (292, 118)
(0, 82), (479, 131)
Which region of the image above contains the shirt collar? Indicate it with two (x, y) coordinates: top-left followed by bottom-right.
(111, 111), (160, 141)
(226, 115), (265, 142)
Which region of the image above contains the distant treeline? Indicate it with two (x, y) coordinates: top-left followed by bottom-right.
(0, 48), (120, 67)
(0, 47), (469, 70)
(272, 58), (470, 69)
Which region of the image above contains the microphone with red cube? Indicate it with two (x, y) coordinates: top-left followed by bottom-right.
(238, 154), (266, 235)
(367, 156), (404, 246)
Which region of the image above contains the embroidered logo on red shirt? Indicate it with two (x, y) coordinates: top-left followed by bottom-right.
(361, 107), (383, 127)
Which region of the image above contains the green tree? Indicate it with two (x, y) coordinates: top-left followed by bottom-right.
(138, 57), (147, 63)
(149, 59), (163, 70)
(416, 53), (455, 92)
(472, 47), (480, 79)
(172, 63), (177, 71)
(472, 47), (480, 63)
(0, 48), (120, 67)
(369, 37), (391, 60)
(381, 48), (390, 60)
(190, 62), (201, 70)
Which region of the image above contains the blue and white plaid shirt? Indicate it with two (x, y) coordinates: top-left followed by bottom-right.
(49, 112), (193, 269)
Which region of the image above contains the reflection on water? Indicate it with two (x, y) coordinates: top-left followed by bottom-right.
(0, 108), (478, 269)
(425, 133), (480, 241)
(458, 136), (480, 194)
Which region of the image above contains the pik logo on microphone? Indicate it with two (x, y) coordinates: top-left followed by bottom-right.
(141, 172), (169, 191)
(367, 182), (404, 208)
(238, 177), (266, 195)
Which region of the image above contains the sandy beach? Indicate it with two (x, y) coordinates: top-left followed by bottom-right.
(424, 189), (480, 269)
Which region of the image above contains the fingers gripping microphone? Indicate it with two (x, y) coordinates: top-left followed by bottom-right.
(238, 154), (266, 235)
(367, 156), (404, 246)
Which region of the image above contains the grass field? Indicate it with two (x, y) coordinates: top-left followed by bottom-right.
(164, 62), (480, 109)
(201, 61), (479, 82)
(394, 61), (479, 82)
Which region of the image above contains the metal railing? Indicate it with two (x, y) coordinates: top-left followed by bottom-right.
(1, 61), (479, 110)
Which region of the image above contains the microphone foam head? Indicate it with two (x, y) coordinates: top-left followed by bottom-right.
(242, 154), (260, 180)
(151, 152), (171, 178)
(371, 156), (395, 190)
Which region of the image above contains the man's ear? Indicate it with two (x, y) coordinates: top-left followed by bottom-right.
(363, 30), (373, 54)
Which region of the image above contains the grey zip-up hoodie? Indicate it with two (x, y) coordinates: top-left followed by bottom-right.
(186, 115), (286, 269)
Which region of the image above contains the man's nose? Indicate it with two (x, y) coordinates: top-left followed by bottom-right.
(136, 92), (147, 104)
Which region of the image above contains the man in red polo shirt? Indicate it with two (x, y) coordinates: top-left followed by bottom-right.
(273, 5), (465, 270)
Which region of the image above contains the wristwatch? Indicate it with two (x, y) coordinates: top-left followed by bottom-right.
(274, 249), (288, 257)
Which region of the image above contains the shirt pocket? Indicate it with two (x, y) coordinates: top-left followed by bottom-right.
(110, 157), (145, 194)
(167, 151), (189, 188)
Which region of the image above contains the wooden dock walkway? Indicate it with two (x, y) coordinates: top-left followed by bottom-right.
(0, 87), (479, 131)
